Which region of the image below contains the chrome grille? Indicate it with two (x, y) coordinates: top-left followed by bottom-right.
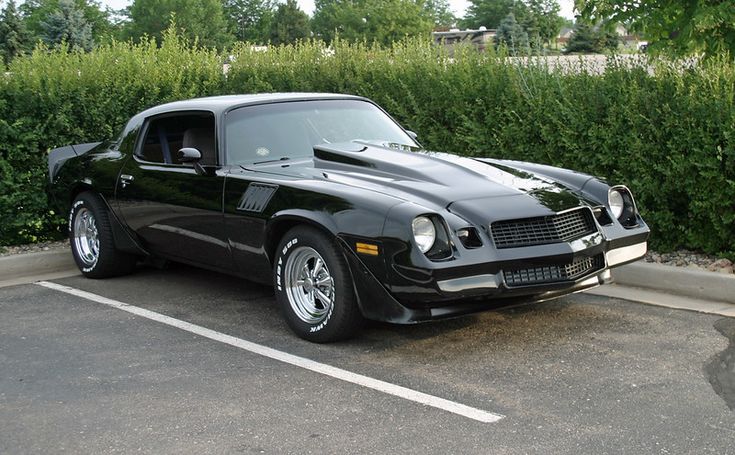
(503, 254), (604, 287)
(491, 208), (596, 249)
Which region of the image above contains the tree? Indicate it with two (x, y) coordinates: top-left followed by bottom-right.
(423, 0), (456, 28)
(515, 0), (564, 47)
(312, 0), (434, 46)
(224, 0), (275, 43)
(21, 0), (114, 43)
(563, 22), (619, 54)
(125, 0), (233, 49)
(269, 0), (310, 45)
(576, 0), (735, 57)
(563, 22), (597, 53)
(463, 0), (563, 49)
(0, 0), (32, 64)
(39, 0), (95, 51)
(461, 0), (515, 29)
(494, 12), (529, 55)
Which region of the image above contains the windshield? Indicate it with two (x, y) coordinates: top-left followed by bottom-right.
(224, 99), (418, 165)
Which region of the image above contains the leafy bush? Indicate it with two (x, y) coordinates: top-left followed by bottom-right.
(0, 30), (224, 244)
(1, 36), (734, 257)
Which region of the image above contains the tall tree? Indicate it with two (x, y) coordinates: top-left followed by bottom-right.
(576, 0), (735, 57)
(269, 0), (310, 45)
(461, 0), (515, 29)
(125, 0), (233, 49)
(423, 0), (456, 28)
(224, 0), (275, 43)
(312, 0), (434, 46)
(516, 0), (564, 47)
(563, 22), (619, 54)
(0, 0), (32, 64)
(39, 0), (95, 51)
(21, 0), (113, 42)
(494, 12), (529, 55)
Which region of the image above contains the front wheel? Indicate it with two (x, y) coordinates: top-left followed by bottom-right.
(69, 192), (137, 278)
(274, 226), (362, 342)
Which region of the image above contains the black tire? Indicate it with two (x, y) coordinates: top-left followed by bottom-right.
(69, 192), (137, 278)
(274, 226), (363, 342)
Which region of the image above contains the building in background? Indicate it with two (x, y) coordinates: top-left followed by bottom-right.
(432, 27), (496, 53)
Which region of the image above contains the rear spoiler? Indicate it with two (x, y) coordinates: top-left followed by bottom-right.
(47, 142), (102, 182)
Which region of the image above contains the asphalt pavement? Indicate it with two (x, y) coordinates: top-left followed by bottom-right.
(1, 263), (734, 454)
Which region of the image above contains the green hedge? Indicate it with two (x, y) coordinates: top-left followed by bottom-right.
(2, 35), (734, 257)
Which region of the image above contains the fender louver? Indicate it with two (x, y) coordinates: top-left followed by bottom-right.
(237, 183), (278, 213)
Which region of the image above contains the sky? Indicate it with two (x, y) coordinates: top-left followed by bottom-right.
(97, 0), (577, 20)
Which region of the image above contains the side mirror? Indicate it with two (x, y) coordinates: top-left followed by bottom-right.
(406, 130), (418, 141)
(178, 147), (202, 163)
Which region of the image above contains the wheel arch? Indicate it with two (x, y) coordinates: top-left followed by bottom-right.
(69, 186), (148, 257)
(265, 210), (339, 266)
(69, 182), (96, 204)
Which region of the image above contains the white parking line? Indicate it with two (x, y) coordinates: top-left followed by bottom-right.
(37, 281), (504, 423)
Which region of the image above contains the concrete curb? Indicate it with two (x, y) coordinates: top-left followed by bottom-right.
(0, 249), (76, 282)
(0, 249), (733, 307)
(613, 261), (735, 305)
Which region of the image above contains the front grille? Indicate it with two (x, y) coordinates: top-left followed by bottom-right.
(503, 254), (605, 287)
(491, 208), (596, 249)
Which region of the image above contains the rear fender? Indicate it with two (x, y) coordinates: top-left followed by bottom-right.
(97, 193), (148, 257)
(47, 142), (102, 183)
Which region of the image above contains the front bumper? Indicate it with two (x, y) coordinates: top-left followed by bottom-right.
(340, 235), (648, 324)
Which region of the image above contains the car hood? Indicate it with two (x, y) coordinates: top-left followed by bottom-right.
(247, 142), (592, 220)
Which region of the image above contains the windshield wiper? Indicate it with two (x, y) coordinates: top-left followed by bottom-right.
(253, 157), (290, 165)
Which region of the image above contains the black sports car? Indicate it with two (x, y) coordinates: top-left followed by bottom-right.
(48, 93), (649, 342)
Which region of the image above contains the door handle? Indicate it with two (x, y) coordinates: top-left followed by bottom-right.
(120, 174), (134, 188)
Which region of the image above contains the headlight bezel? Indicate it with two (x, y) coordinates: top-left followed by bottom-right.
(608, 185), (639, 228)
(411, 214), (453, 260)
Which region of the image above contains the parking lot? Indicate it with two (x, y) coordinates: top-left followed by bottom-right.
(1, 263), (734, 454)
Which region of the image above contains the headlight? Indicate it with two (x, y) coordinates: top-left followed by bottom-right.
(412, 216), (436, 253)
(608, 189), (625, 219)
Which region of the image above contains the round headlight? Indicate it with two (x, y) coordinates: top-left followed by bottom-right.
(608, 190), (625, 219)
(412, 216), (436, 253)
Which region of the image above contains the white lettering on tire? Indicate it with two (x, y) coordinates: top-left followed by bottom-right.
(276, 238), (298, 292)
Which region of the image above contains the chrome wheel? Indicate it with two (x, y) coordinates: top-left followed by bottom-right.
(72, 207), (99, 267)
(284, 246), (335, 324)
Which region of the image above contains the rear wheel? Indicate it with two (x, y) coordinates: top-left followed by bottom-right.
(274, 226), (362, 342)
(69, 192), (137, 278)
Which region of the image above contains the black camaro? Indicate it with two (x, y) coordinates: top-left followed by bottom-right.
(47, 93), (649, 342)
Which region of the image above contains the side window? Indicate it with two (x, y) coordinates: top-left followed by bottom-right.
(137, 112), (217, 165)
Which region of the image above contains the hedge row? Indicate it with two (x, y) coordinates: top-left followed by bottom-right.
(1, 33), (734, 257)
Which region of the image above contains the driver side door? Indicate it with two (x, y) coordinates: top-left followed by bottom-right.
(115, 110), (234, 271)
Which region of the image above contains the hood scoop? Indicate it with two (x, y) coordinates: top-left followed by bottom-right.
(314, 142), (470, 185)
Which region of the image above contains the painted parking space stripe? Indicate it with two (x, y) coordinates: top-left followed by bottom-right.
(37, 281), (504, 423)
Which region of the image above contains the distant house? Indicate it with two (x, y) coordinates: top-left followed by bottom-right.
(556, 27), (574, 47)
(557, 23), (643, 51)
(432, 27), (497, 53)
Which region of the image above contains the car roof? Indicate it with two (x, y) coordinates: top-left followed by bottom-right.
(137, 93), (366, 118)
(118, 93), (372, 142)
